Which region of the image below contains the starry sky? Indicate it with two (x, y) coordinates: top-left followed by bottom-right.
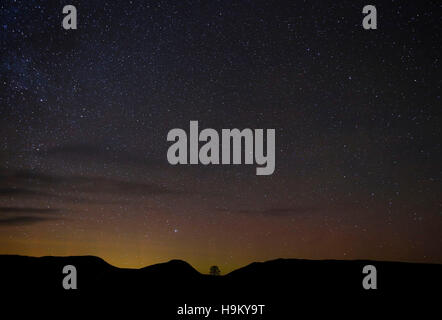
(0, 0), (441, 273)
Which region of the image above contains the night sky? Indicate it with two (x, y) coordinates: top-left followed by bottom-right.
(1, 0), (441, 274)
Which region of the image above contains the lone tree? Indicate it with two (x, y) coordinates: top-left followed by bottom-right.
(209, 265), (221, 276)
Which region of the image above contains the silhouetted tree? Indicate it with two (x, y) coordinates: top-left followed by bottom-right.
(209, 265), (221, 276)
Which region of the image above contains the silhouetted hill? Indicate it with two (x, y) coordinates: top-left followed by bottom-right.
(141, 259), (201, 276)
(1, 255), (440, 317)
(226, 258), (442, 292)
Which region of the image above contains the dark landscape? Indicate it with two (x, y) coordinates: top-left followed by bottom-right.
(1, 255), (441, 316)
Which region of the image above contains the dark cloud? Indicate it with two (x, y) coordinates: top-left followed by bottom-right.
(41, 143), (164, 168)
(0, 168), (183, 200)
(220, 206), (321, 216)
(0, 206), (61, 214)
(256, 207), (320, 216)
(0, 187), (56, 198)
(0, 187), (43, 196)
(51, 175), (176, 196)
(0, 216), (57, 226)
(0, 206), (63, 226)
(9, 170), (60, 183)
